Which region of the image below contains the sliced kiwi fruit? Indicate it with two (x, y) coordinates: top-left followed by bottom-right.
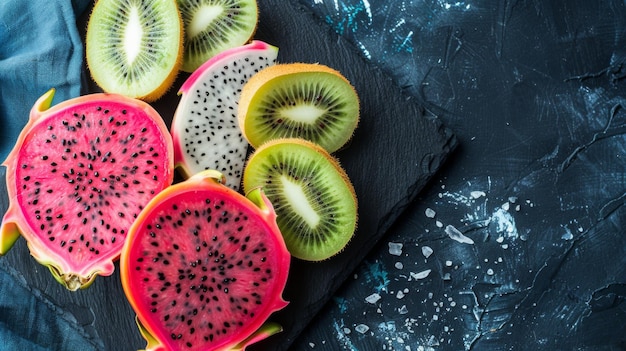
(238, 63), (360, 153)
(243, 138), (358, 261)
(86, 0), (183, 102)
(177, 0), (259, 72)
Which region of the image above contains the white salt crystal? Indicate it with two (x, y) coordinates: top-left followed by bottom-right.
(470, 191), (486, 199)
(398, 305), (409, 314)
(421, 246), (434, 258)
(355, 324), (370, 334)
(388, 242), (403, 256)
(445, 225), (474, 244)
(410, 269), (431, 280)
(366, 293), (381, 304)
(425, 208), (436, 218)
(395, 262), (404, 269)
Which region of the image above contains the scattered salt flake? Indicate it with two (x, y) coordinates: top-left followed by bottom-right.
(395, 262), (404, 269)
(398, 305), (409, 314)
(428, 335), (440, 346)
(396, 290), (405, 299)
(487, 268), (494, 275)
(410, 269), (432, 280)
(366, 293), (381, 304)
(425, 208), (436, 218)
(355, 324), (370, 334)
(470, 190), (486, 199)
(343, 327), (351, 334)
(445, 260), (453, 267)
(502, 202), (510, 211)
(496, 236), (504, 243)
(562, 228), (573, 240)
(309, 342), (316, 348)
(436, 220), (444, 228)
(388, 242), (403, 256)
(445, 225), (474, 244)
(422, 245), (434, 258)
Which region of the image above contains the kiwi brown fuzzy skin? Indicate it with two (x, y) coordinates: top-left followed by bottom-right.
(85, 0), (184, 102)
(243, 137), (358, 261)
(238, 63), (360, 153)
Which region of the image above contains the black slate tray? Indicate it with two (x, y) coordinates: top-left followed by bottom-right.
(0, 1), (456, 350)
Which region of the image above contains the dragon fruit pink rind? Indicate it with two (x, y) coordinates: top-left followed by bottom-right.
(120, 170), (290, 351)
(0, 89), (174, 290)
(171, 40), (279, 190)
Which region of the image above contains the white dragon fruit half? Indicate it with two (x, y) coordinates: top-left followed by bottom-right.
(171, 40), (279, 190)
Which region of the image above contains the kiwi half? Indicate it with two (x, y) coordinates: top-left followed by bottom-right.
(86, 0), (183, 102)
(243, 138), (358, 261)
(238, 63), (360, 153)
(177, 0), (258, 72)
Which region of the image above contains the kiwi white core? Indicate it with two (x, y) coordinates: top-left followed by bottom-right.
(281, 105), (325, 124)
(189, 5), (223, 39)
(280, 175), (321, 228)
(124, 7), (143, 65)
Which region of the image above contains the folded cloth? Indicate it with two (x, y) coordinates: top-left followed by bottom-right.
(0, 1), (103, 350)
(0, 0), (92, 161)
(0, 260), (103, 351)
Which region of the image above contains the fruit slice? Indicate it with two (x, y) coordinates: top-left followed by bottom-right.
(86, 0), (183, 102)
(121, 170), (290, 351)
(238, 63), (360, 153)
(243, 138), (358, 261)
(177, 0), (259, 72)
(0, 89), (174, 290)
(171, 40), (278, 190)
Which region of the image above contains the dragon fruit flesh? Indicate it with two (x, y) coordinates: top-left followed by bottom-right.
(0, 89), (174, 290)
(171, 40), (278, 190)
(120, 170), (290, 351)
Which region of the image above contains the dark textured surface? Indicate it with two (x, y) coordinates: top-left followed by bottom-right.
(0, 1), (455, 350)
(291, 1), (626, 350)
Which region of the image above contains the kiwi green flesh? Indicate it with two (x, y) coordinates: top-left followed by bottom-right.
(242, 71), (359, 153)
(87, 0), (181, 98)
(243, 141), (357, 261)
(178, 0), (258, 72)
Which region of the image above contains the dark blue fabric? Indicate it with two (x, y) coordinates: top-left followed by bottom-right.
(0, 261), (103, 351)
(0, 1), (101, 350)
(0, 0), (91, 161)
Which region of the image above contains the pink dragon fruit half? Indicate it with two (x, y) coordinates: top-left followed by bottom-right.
(0, 89), (174, 290)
